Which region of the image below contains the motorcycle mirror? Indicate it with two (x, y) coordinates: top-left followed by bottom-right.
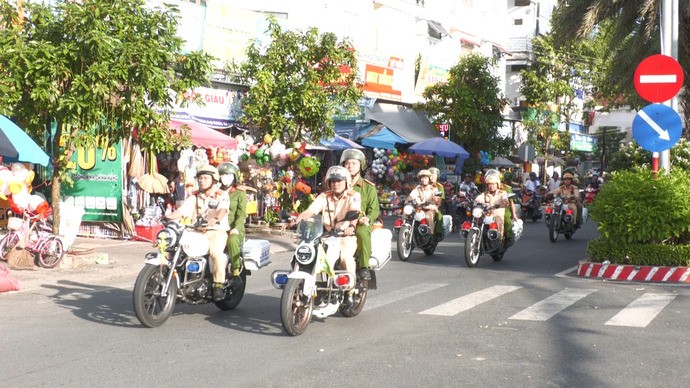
(207, 198), (219, 209)
(344, 210), (360, 222)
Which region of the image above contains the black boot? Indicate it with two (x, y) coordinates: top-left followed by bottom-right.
(228, 275), (243, 290)
(357, 268), (371, 281)
(212, 283), (225, 301)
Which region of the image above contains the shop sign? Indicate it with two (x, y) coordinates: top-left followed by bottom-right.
(170, 86), (245, 129)
(436, 123), (449, 138)
(358, 52), (411, 102)
(61, 140), (123, 222)
(414, 62), (449, 96)
(570, 133), (596, 152)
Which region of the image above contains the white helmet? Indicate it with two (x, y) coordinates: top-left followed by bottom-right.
(325, 165), (352, 189)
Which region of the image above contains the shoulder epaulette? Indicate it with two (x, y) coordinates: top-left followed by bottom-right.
(363, 178), (375, 186)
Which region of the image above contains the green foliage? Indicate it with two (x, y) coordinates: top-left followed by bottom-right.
(551, 1), (690, 114)
(417, 54), (512, 158)
(264, 208), (279, 225)
(237, 16), (363, 145)
(0, 0), (213, 232)
(519, 34), (600, 158)
(589, 168), (690, 244)
(587, 238), (690, 266)
(607, 138), (690, 172)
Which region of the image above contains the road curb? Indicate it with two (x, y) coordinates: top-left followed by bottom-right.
(577, 260), (690, 283)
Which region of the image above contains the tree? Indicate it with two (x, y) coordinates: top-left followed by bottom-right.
(519, 34), (600, 164)
(417, 54), (512, 164)
(608, 138), (690, 172)
(236, 16), (363, 145)
(0, 0), (213, 233)
(551, 0), (690, 132)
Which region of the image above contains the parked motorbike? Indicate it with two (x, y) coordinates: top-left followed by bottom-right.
(519, 189), (542, 222)
(460, 196), (522, 267)
(544, 194), (588, 242)
(584, 186), (599, 205)
(394, 199), (452, 261)
(271, 212), (391, 336)
(132, 217), (271, 328)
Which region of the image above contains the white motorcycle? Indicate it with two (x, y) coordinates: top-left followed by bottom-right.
(132, 217), (271, 328)
(271, 212), (392, 336)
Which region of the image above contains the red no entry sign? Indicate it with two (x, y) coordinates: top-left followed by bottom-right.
(634, 54), (684, 103)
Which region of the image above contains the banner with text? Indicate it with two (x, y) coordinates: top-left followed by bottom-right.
(61, 141), (123, 222)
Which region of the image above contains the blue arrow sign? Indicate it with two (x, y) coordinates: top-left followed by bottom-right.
(632, 104), (682, 152)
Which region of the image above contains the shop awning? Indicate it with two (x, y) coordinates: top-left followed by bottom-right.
(169, 120), (238, 149)
(361, 126), (407, 150)
(364, 103), (439, 144)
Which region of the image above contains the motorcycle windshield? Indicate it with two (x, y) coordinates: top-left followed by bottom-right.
(297, 216), (324, 244)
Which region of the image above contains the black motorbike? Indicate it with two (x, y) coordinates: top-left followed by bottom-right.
(460, 200), (515, 267)
(519, 189), (542, 222)
(132, 217), (271, 328)
(544, 194), (580, 242)
(453, 188), (478, 226)
(394, 199), (450, 261)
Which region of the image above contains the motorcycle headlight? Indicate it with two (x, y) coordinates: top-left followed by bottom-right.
(156, 228), (179, 252)
(403, 205), (414, 215)
(295, 244), (315, 265)
(472, 207), (483, 218)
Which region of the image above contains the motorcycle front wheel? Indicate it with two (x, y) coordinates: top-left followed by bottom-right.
(396, 224), (413, 261)
(133, 265), (178, 328)
(214, 271), (247, 311)
(464, 229), (481, 268)
(549, 215), (560, 242)
(340, 282), (368, 317)
(280, 278), (313, 336)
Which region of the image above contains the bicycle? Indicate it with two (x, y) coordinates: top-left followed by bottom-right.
(0, 211), (65, 268)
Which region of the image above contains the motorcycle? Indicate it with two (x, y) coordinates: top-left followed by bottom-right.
(460, 196), (522, 267)
(453, 188), (477, 227)
(394, 199), (452, 261)
(132, 217), (271, 328)
(271, 211), (392, 336)
(519, 189), (542, 222)
(544, 194), (588, 242)
(584, 186), (599, 205)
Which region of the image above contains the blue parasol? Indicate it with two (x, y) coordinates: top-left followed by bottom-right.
(0, 115), (50, 166)
(408, 137), (470, 159)
(320, 134), (364, 151)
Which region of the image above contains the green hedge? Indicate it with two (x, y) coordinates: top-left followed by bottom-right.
(587, 238), (690, 266)
(589, 168), (690, 244)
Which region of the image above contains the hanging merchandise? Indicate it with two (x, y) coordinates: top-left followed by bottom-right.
(137, 150), (170, 194)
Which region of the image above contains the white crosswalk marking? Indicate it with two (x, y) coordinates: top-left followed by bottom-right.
(509, 288), (597, 321)
(363, 283), (447, 312)
(419, 285), (521, 316)
(605, 293), (677, 328)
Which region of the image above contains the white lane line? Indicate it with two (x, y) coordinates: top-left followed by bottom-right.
(509, 288), (597, 321)
(363, 283), (447, 312)
(554, 265), (578, 278)
(605, 293), (677, 328)
(419, 285), (521, 316)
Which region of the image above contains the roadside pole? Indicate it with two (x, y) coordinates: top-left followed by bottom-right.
(659, 0), (678, 173)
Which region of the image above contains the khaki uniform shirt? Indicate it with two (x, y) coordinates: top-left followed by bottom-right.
(549, 184), (580, 204)
(307, 189), (361, 231)
(178, 187), (230, 231)
(474, 189), (509, 212)
(406, 184), (440, 206)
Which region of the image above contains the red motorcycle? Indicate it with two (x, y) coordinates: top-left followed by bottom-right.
(584, 186), (599, 204)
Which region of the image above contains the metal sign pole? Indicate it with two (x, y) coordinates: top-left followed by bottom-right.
(659, 0), (677, 173)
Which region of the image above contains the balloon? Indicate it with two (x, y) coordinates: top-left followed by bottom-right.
(392, 149), (398, 156)
(255, 149), (264, 158)
(297, 156), (320, 178)
(241, 154), (249, 162)
(249, 144), (258, 155)
(264, 134), (273, 144)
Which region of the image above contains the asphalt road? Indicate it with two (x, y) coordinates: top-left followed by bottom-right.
(1, 218), (689, 387)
